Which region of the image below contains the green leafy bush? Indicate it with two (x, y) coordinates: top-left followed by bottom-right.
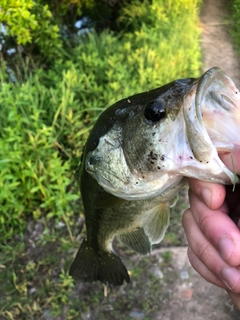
(0, 80), (79, 238)
(0, 0), (137, 66)
(0, 0), (202, 238)
(0, 0), (62, 59)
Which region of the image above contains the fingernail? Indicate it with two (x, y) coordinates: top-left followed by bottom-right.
(218, 237), (235, 261)
(201, 188), (212, 208)
(221, 267), (240, 289)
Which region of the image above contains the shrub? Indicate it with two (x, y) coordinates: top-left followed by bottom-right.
(0, 0), (202, 238)
(0, 0), (139, 67)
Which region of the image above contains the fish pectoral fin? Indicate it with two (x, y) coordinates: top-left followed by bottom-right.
(69, 239), (130, 286)
(143, 203), (170, 244)
(118, 227), (151, 255)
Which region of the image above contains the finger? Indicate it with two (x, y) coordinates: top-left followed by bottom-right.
(187, 145), (240, 210)
(188, 179), (226, 210)
(183, 209), (240, 293)
(188, 190), (240, 266)
(187, 247), (224, 288)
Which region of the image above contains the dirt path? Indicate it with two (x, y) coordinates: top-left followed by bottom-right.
(158, 0), (240, 319)
(200, 0), (240, 87)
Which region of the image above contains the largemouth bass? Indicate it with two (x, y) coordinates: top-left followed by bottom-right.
(69, 67), (240, 286)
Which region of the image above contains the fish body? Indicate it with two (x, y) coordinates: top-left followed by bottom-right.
(69, 67), (240, 286)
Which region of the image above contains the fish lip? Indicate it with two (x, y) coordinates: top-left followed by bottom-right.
(195, 67), (222, 122)
(189, 67), (239, 184)
(195, 66), (239, 148)
(195, 66), (238, 122)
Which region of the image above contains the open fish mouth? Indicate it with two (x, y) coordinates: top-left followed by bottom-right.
(196, 67), (240, 150)
(182, 67), (240, 184)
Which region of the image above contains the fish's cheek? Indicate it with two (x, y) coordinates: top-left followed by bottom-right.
(122, 136), (149, 172)
(120, 121), (144, 165)
(122, 126), (167, 175)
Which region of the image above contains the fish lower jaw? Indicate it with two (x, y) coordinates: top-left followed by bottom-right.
(169, 142), (237, 185)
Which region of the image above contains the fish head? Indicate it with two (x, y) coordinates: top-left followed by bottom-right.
(85, 67), (240, 200)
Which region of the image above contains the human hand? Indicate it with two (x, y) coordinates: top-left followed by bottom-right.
(182, 146), (240, 309)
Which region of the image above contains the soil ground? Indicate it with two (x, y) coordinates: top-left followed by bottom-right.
(158, 0), (240, 319)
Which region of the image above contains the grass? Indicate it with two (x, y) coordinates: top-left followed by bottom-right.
(0, 0), (202, 318)
(0, 189), (189, 319)
(0, 223), (179, 319)
(230, 0), (240, 53)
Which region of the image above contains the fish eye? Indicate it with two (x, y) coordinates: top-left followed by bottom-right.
(144, 100), (166, 123)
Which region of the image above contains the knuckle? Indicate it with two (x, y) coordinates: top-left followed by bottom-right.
(198, 212), (213, 234)
(197, 240), (213, 262)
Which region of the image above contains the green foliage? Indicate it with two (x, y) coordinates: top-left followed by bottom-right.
(0, 233), (77, 319)
(0, 0), (62, 58)
(161, 251), (173, 265)
(0, 75), (81, 238)
(0, 0), (36, 45)
(230, 0), (240, 52)
(0, 0), (202, 238)
(0, 231), (169, 319)
(49, 0), (202, 101)
(0, 0), (137, 66)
